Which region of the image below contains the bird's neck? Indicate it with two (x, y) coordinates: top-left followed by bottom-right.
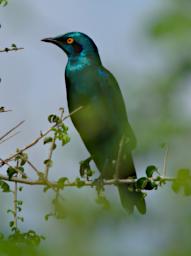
(67, 51), (101, 72)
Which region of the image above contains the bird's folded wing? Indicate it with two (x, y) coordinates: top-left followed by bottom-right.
(95, 66), (137, 150)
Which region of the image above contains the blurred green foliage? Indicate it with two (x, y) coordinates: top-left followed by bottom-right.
(131, 0), (191, 159)
(0, 0), (8, 7)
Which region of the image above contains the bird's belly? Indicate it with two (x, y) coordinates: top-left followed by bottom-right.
(66, 74), (122, 174)
(70, 102), (120, 176)
(70, 98), (110, 142)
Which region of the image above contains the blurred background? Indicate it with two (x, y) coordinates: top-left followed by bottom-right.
(0, 0), (191, 255)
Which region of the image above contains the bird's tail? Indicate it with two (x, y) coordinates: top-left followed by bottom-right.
(117, 153), (146, 214)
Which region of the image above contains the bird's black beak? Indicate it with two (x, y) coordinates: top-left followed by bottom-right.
(41, 37), (57, 44)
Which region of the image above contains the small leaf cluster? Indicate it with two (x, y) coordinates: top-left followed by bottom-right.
(93, 177), (110, 209)
(95, 193), (110, 210)
(8, 230), (45, 246)
(52, 124), (70, 146)
(44, 177), (69, 221)
(45, 192), (66, 221)
(136, 165), (161, 190)
(80, 157), (94, 180)
(6, 152), (28, 180)
(56, 177), (69, 189)
(44, 114), (70, 147)
(7, 191), (24, 233)
(15, 151), (28, 166)
(75, 177), (85, 188)
(51, 195), (66, 219)
(43, 159), (53, 168)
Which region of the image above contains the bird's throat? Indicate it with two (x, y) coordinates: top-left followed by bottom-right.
(67, 56), (91, 72)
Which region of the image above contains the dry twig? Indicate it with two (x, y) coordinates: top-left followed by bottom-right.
(0, 106), (83, 166)
(0, 47), (24, 53)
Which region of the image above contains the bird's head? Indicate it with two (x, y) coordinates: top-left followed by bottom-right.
(42, 32), (100, 59)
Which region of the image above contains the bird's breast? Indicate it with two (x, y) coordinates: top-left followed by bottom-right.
(65, 66), (116, 143)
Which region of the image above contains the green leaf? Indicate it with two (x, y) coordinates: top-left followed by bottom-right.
(7, 166), (17, 180)
(136, 177), (148, 189)
(48, 114), (61, 124)
(172, 180), (180, 193)
(44, 213), (53, 221)
(146, 180), (158, 190)
(177, 168), (190, 179)
(0, 180), (10, 192)
(79, 157), (92, 177)
(75, 178), (85, 188)
(92, 177), (105, 194)
(17, 166), (24, 173)
(96, 194), (110, 210)
(22, 230), (45, 246)
(18, 217), (24, 222)
(172, 169), (191, 196)
(7, 209), (15, 215)
(44, 159), (53, 168)
(61, 123), (68, 132)
(43, 137), (53, 144)
(17, 206), (22, 212)
(57, 177), (69, 189)
(20, 153), (28, 166)
(61, 134), (70, 145)
(9, 221), (14, 228)
(146, 165), (158, 177)
(87, 169), (94, 177)
(52, 196), (66, 219)
(17, 200), (23, 205)
(15, 152), (28, 166)
(43, 185), (51, 192)
(136, 176), (158, 190)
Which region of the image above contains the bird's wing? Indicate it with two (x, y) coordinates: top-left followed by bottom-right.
(95, 66), (137, 150)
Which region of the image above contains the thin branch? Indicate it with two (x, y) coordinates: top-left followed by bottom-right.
(44, 108), (64, 179)
(0, 107), (83, 166)
(13, 181), (18, 230)
(0, 47), (24, 53)
(0, 108), (12, 113)
(163, 145), (169, 177)
(0, 174), (45, 185)
(0, 131), (20, 145)
(0, 174), (176, 187)
(0, 120), (25, 142)
(0, 158), (28, 178)
(13, 161), (19, 230)
(27, 160), (42, 177)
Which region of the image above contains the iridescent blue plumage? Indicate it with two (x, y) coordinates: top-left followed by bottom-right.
(42, 32), (146, 214)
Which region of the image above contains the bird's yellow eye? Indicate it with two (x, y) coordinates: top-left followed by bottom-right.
(66, 37), (74, 44)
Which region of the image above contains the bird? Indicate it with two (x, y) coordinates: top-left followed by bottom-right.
(42, 32), (146, 214)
